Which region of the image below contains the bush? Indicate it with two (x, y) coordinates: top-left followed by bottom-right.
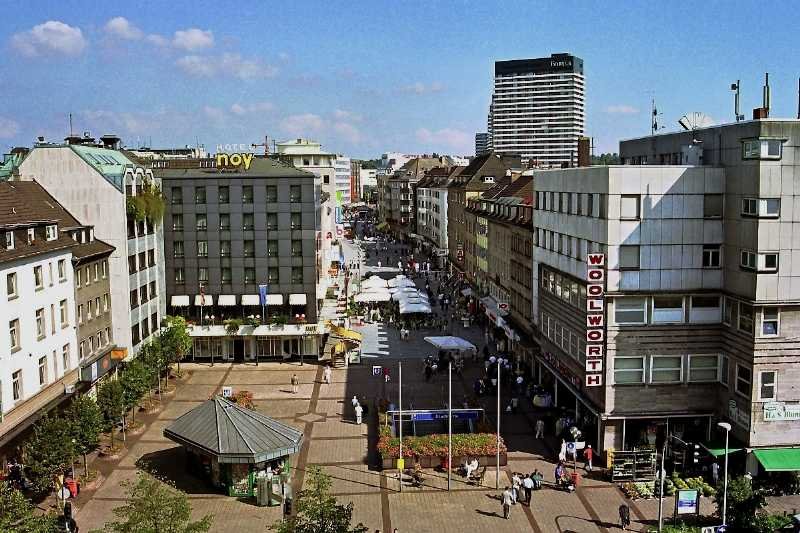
(377, 429), (506, 459)
(715, 475), (767, 532)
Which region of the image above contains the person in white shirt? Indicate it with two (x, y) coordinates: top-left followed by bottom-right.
(355, 403), (363, 425)
(501, 487), (513, 519)
(522, 474), (534, 505)
(464, 458), (479, 478)
(323, 365), (332, 385)
(511, 473), (521, 504)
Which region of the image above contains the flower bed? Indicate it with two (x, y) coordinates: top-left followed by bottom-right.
(377, 424), (507, 469)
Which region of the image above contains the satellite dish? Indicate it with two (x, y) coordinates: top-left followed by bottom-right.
(678, 112), (715, 131)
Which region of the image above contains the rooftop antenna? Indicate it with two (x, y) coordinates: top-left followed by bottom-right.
(763, 72), (771, 117)
(650, 97), (664, 135)
(797, 78), (800, 119)
(731, 80), (744, 121)
(68, 113), (73, 136)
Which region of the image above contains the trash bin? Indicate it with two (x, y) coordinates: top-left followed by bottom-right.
(570, 471), (581, 488)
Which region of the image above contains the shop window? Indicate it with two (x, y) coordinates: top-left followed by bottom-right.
(619, 245), (640, 269)
(614, 356), (645, 384)
(761, 308), (779, 336)
(652, 296), (684, 324)
(738, 303), (754, 333)
(689, 295), (721, 323)
(735, 364), (752, 397)
(688, 354), (719, 382)
(650, 355), (683, 383)
(614, 297), (647, 325)
(620, 195), (640, 220)
(758, 371), (777, 401)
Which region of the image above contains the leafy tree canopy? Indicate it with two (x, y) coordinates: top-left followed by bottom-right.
(0, 481), (60, 533)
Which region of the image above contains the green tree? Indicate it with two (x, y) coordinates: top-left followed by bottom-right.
(65, 395), (104, 476)
(159, 315), (192, 374)
(590, 152), (621, 165)
(270, 466), (367, 533)
(119, 360), (151, 424)
(92, 472), (212, 533)
(715, 475), (767, 532)
(97, 378), (125, 448)
(0, 481), (60, 533)
(23, 415), (76, 495)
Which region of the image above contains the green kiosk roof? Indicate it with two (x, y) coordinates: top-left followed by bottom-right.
(753, 448), (800, 472)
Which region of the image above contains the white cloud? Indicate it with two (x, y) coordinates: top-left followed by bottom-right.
(172, 28), (214, 51)
(605, 105), (639, 114)
(231, 102), (274, 115)
(0, 117), (19, 139)
(333, 122), (362, 144)
(416, 127), (471, 152)
(10, 20), (87, 58)
(145, 34), (169, 47)
(176, 53), (276, 80)
(402, 81), (444, 95)
(202, 106), (226, 122)
(104, 17), (142, 40)
(81, 109), (170, 136)
(230, 104), (246, 116)
(333, 109), (362, 122)
(281, 113), (325, 136)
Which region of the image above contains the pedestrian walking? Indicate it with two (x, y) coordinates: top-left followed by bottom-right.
(711, 461), (719, 486)
(323, 365), (332, 385)
(535, 419), (545, 439)
(584, 445), (594, 472)
(558, 439), (567, 462)
(352, 395), (359, 409)
(522, 473), (534, 505)
(511, 473), (521, 504)
(618, 503), (631, 530)
(501, 486), (513, 519)
(355, 403), (363, 424)
(291, 374), (299, 394)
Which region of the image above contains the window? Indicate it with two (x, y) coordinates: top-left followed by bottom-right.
(175, 267), (185, 284)
(194, 186), (206, 204)
(290, 185), (301, 202)
(219, 213), (230, 230)
(615, 297), (647, 325)
(62, 344), (70, 370)
(58, 259), (66, 281)
(140, 284), (149, 302)
(171, 186), (183, 204)
(93, 263), (99, 281)
(688, 354), (719, 382)
(619, 245), (640, 269)
(128, 255), (137, 274)
(150, 313), (158, 334)
(38, 356), (48, 385)
(87, 299), (94, 319)
(76, 268), (81, 287)
(740, 250), (778, 272)
(197, 241), (208, 257)
(196, 214), (207, 231)
(650, 355), (683, 383)
(218, 185), (230, 203)
(101, 260), (107, 278)
(198, 267), (208, 283)
(60, 299), (68, 327)
(244, 240), (255, 257)
(266, 185), (278, 202)
(690, 296), (721, 323)
(292, 266), (303, 284)
(266, 213), (278, 230)
(268, 269), (279, 284)
(724, 297), (739, 326)
(35, 308), (45, 339)
(9, 318), (19, 351)
(5, 231), (13, 249)
(703, 194), (723, 218)
(244, 267), (255, 283)
(742, 138), (783, 160)
(652, 296), (684, 323)
(620, 195), (640, 220)
(242, 185), (253, 203)
(34, 265), (43, 289)
(758, 370), (777, 401)
(267, 240), (279, 257)
(736, 364), (752, 397)
(243, 213), (254, 230)
(148, 250), (155, 267)
(290, 213), (301, 230)
(103, 293), (109, 312)
(131, 324), (140, 346)
(6, 272), (17, 298)
(173, 241), (184, 258)
(220, 240), (231, 257)
(221, 267), (232, 283)
(46, 224), (57, 241)
(742, 198), (781, 217)
(761, 308), (779, 336)
(27, 228), (35, 244)
(138, 252), (145, 271)
(614, 356), (645, 384)
(323, 175), (330, 184)
(12, 370), (22, 401)
(702, 245), (721, 268)
(720, 356), (729, 385)
(739, 303), (754, 333)
(78, 304), (83, 324)
(130, 289), (139, 309)
(291, 240), (303, 257)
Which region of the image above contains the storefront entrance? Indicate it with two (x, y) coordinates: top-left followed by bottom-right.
(233, 340), (245, 362)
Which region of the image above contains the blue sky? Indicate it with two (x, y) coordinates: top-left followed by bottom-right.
(1, 1), (799, 158)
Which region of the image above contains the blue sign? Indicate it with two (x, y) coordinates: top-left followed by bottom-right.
(258, 284), (268, 306)
(408, 411), (480, 422)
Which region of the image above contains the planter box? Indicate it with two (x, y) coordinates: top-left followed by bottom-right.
(381, 452), (507, 470)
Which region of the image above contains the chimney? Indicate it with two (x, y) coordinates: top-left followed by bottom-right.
(578, 137), (591, 167)
(753, 107), (768, 120)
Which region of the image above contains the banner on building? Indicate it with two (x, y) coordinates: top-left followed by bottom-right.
(585, 253), (605, 387)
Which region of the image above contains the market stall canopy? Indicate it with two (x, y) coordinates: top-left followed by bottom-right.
(171, 295), (190, 307)
(388, 277), (416, 289)
(241, 294), (260, 306)
(195, 295), (214, 306)
(355, 291), (391, 303)
(218, 295), (236, 306)
(265, 294), (284, 306)
(164, 396), (303, 464)
(362, 276), (389, 289)
(391, 289), (426, 302)
(424, 336), (477, 351)
(753, 448), (800, 471)
(399, 301), (432, 314)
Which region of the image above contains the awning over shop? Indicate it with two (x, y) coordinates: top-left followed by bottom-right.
(266, 294), (284, 306)
(424, 336), (476, 352)
(218, 295), (236, 306)
(164, 396), (304, 464)
(195, 295), (214, 306)
(171, 295), (190, 307)
(241, 294), (260, 306)
(700, 438), (743, 457)
(753, 448), (800, 471)
(289, 294), (307, 306)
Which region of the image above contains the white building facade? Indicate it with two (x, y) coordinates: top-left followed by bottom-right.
(334, 156), (352, 206)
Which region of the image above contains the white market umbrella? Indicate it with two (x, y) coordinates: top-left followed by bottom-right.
(424, 336), (477, 352)
(399, 302), (432, 314)
(354, 291), (392, 303)
(362, 276), (388, 289)
(388, 277), (416, 289)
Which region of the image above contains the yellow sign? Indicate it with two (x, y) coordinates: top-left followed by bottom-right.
(216, 152), (254, 170)
(396, 458), (405, 470)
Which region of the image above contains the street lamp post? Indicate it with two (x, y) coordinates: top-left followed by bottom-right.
(718, 422), (732, 527)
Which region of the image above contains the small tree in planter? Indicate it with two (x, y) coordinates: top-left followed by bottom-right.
(65, 395), (103, 477)
(97, 378), (125, 449)
(23, 415), (76, 495)
(159, 315), (192, 376)
(119, 360), (150, 426)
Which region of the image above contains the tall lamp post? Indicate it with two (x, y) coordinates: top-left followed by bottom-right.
(718, 422), (732, 527)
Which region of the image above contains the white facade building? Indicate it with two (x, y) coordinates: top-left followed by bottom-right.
(490, 53), (585, 167)
(334, 155), (352, 206)
(18, 143), (165, 357)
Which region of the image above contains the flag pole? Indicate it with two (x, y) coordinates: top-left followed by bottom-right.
(448, 360), (452, 491)
(399, 361), (403, 493)
(496, 361), (501, 489)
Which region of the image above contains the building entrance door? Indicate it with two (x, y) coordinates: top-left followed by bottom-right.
(233, 340), (245, 362)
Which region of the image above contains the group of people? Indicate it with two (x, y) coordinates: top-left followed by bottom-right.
(500, 470), (543, 518)
(351, 395), (366, 425)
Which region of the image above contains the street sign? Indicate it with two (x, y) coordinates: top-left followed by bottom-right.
(372, 365), (382, 376)
(222, 386), (233, 398)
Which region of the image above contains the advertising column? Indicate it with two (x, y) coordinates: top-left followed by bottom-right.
(585, 253), (605, 387)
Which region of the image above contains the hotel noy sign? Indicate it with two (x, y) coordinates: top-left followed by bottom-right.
(585, 253), (605, 387)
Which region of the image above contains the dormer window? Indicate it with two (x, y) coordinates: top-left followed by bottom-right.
(484, 176), (494, 183)
(5, 232), (13, 250)
(27, 228), (35, 244)
(46, 225), (57, 241)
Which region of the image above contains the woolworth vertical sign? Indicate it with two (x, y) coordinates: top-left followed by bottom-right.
(585, 253), (605, 387)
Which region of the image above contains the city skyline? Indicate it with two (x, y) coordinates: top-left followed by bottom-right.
(2, 1), (800, 158)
